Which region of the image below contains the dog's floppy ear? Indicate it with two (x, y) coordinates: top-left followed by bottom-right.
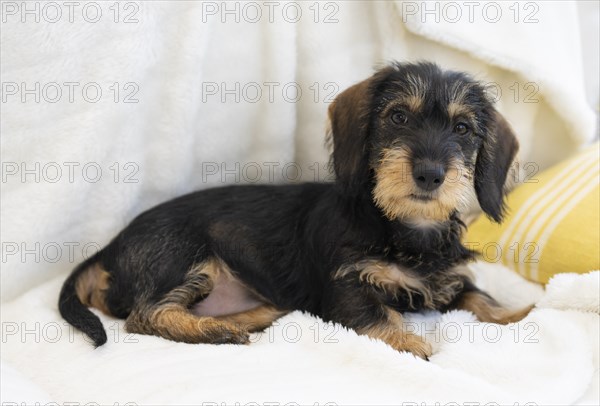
(474, 110), (519, 223)
(327, 78), (374, 195)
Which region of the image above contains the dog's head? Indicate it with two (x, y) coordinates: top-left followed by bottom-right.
(327, 61), (518, 224)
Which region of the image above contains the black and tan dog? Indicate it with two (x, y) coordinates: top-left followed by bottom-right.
(59, 61), (531, 358)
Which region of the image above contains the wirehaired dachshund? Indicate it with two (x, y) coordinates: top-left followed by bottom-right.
(60, 61), (531, 358)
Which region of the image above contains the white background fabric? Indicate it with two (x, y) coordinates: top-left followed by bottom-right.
(1, 264), (598, 405)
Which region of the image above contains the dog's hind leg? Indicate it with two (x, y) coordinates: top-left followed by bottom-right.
(217, 304), (289, 333)
(124, 258), (250, 344)
(126, 305), (250, 344)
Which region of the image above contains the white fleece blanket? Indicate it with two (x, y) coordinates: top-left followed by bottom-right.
(1, 264), (598, 405)
(2, 1), (599, 404)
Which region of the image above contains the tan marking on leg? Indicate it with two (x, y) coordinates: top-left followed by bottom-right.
(358, 307), (432, 359)
(75, 263), (112, 315)
(126, 304), (250, 345)
(458, 292), (533, 324)
(335, 262), (473, 310)
(217, 305), (288, 332)
(334, 260), (432, 308)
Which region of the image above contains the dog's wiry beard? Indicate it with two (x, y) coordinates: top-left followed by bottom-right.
(372, 147), (477, 222)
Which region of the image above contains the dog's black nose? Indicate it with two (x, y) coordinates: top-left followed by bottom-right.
(412, 161), (446, 191)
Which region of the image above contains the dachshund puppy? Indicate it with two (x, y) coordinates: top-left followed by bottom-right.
(59, 61), (531, 358)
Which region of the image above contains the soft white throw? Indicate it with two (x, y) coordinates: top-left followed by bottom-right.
(1, 264), (598, 405)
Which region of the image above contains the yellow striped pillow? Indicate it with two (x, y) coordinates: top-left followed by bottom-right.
(466, 143), (600, 284)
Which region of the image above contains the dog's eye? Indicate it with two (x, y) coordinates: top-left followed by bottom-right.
(453, 122), (470, 135)
(391, 111), (408, 125)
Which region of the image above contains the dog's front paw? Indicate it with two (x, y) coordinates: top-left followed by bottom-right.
(362, 324), (432, 359)
(494, 304), (535, 324)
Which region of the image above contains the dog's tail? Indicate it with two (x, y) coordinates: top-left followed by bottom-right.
(58, 253), (108, 347)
